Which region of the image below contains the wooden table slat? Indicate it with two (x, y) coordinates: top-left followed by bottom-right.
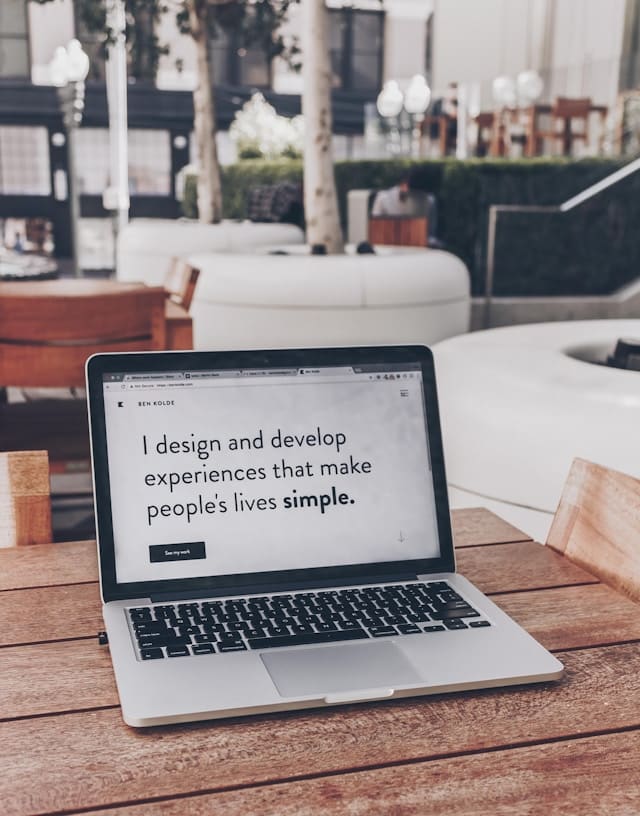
(451, 507), (532, 547)
(0, 539), (97, 591)
(0, 508), (531, 593)
(1, 560), (633, 653)
(454, 540), (597, 594)
(79, 729), (640, 816)
(2, 643), (640, 816)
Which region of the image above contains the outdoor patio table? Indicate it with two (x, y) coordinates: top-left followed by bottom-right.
(2, 507), (640, 815)
(0, 278), (194, 351)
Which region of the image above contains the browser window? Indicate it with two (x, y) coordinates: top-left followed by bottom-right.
(102, 364), (440, 584)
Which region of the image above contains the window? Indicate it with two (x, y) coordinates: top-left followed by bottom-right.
(75, 128), (171, 196)
(329, 7), (384, 92)
(0, 127), (50, 195)
(0, 0), (30, 78)
(210, 25), (271, 88)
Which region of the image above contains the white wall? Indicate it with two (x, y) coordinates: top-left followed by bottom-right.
(383, 0), (433, 84)
(432, 0), (543, 107)
(29, 0), (74, 84)
(546, 0), (626, 105)
(432, 0), (626, 109)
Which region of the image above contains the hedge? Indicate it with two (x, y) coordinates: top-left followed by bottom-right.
(182, 157), (640, 297)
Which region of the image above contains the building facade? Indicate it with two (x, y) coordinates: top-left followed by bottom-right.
(1, 0), (638, 267)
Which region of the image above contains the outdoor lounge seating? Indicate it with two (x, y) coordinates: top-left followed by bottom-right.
(117, 219), (305, 287)
(433, 319), (640, 541)
(185, 247), (470, 349)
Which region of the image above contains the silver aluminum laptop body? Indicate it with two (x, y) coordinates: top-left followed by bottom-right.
(87, 346), (562, 727)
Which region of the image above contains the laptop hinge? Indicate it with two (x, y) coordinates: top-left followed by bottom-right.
(149, 571), (420, 603)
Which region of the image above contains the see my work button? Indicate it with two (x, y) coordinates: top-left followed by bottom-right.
(149, 542), (206, 563)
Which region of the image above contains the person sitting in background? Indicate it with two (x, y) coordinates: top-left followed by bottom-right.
(370, 172), (444, 249)
(371, 173), (424, 217)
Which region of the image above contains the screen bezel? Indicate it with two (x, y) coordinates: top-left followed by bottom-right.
(86, 346), (455, 603)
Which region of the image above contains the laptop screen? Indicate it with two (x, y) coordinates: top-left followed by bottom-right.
(99, 359), (442, 586)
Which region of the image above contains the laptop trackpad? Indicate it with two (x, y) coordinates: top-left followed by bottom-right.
(261, 642), (421, 699)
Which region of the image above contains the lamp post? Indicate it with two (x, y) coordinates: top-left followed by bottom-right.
(49, 39), (90, 278)
(104, 0), (130, 259)
(403, 75), (431, 158)
(376, 80), (404, 156)
(492, 71), (543, 157)
(377, 76), (431, 158)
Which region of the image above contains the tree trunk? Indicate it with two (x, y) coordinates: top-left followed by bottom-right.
(187, 0), (222, 223)
(301, 0), (344, 253)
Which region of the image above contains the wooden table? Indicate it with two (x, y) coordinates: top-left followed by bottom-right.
(2, 508), (640, 815)
(0, 278), (193, 351)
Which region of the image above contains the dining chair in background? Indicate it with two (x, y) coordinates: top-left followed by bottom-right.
(547, 458), (640, 603)
(0, 450), (51, 547)
(536, 97), (592, 156)
(0, 280), (168, 471)
(164, 258), (200, 312)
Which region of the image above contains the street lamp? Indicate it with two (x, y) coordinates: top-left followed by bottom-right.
(377, 76), (431, 158)
(49, 39), (90, 277)
(403, 75), (431, 158)
(376, 80), (404, 155)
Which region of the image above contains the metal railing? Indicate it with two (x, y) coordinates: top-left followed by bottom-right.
(483, 155), (640, 327)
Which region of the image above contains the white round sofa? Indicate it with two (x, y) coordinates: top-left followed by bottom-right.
(185, 246), (470, 349)
(117, 219), (305, 286)
(433, 320), (640, 541)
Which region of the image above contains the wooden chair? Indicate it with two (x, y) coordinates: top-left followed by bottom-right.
(473, 112), (494, 156)
(547, 458), (640, 603)
(164, 258), (200, 311)
(0, 450), (51, 547)
(536, 97), (592, 156)
(0, 281), (167, 469)
(368, 216), (429, 248)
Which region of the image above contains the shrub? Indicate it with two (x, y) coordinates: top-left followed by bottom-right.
(182, 157), (640, 296)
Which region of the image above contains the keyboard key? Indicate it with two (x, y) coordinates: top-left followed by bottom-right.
(368, 626), (398, 637)
(431, 608), (479, 620)
(166, 646), (190, 657)
(192, 644), (216, 655)
(443, 619), (468, 630)
(248, 627), (368, 650)
(423, 625), (446, 632)
(137, 634), (192, 648)
(140, 648), (164, 660)
(218, 641), (247, 653)
(469, 620), (491, 628)
(194, 634), (217, 644)
(129, 608), (152, 622)
(397, 624), (421, 634)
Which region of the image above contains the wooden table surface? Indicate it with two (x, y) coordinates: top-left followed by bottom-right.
(0, 278), (193, 351)
(2, 508), (640, 815)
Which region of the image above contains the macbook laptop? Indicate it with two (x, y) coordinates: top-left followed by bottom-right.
(86, 345), (562, 727)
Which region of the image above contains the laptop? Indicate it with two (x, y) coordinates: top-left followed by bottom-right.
(86, 345), (562, 727)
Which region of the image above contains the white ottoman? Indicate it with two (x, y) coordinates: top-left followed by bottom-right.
(433, 320), (640, 540)
(117, 219), (305, 286)
(187, 247), (470, 350)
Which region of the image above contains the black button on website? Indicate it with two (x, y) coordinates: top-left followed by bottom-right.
(149, 542), (206, 563)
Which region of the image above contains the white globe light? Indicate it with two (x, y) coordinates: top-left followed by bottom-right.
(517, 70), (544, 103)
(376, 81), (404, 119)
(49, 46), (70, 87)
(404, 74), (431, 115)
(66, 39), (90, 83)
(492, 76), (516, 107)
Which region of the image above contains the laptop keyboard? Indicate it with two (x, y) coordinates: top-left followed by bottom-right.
(128, 581), (491, 660)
